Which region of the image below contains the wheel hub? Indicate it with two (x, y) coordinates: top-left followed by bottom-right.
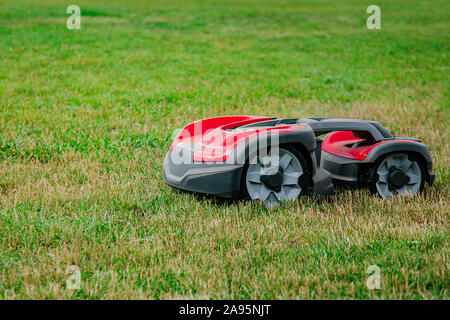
(260, 167), (283, 192)
(388, 167), (410, 190)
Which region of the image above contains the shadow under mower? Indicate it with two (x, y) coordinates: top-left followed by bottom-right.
(163, 116), (435, 207)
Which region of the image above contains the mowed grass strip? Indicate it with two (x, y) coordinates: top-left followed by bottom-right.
(0, 0), (448, 299)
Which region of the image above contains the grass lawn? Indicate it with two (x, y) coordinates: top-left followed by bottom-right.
(0, 0), (448, 299)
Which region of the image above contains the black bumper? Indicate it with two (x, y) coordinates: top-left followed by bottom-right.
(163, 152), (245, 199)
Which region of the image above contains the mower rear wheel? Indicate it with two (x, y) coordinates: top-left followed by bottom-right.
(368, 153), (425, 198)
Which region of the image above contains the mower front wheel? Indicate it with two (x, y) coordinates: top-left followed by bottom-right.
(243, 145), (309, 207)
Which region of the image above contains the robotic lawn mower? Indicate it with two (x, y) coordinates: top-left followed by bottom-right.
(163, 116), (434, 206)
